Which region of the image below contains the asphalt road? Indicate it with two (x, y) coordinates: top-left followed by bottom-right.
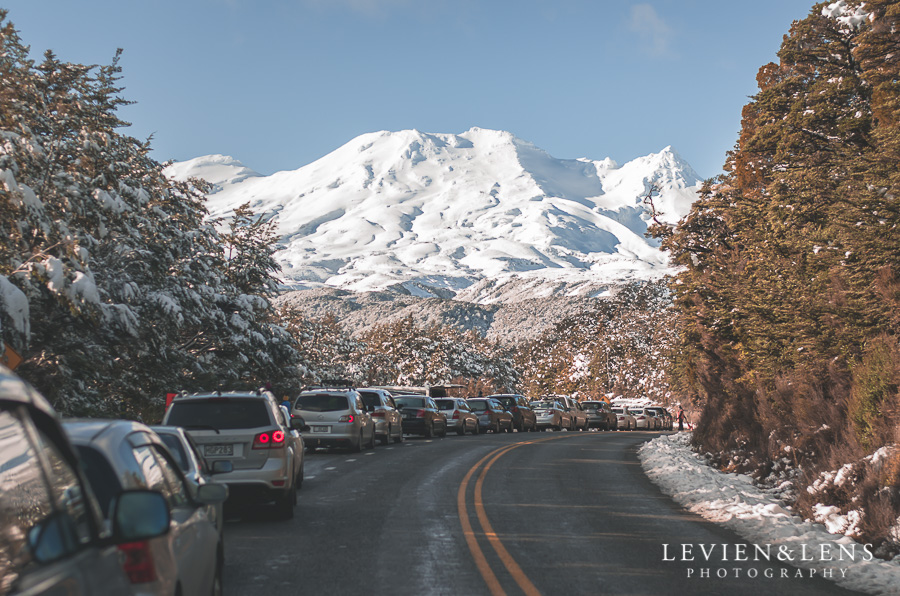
(221, 430), (861, 595)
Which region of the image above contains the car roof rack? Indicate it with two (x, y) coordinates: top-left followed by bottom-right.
(302, 379), (356, 392)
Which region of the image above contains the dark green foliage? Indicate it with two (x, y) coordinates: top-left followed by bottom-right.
(654, 0), (900, 547)
(0, 12), (300, 420)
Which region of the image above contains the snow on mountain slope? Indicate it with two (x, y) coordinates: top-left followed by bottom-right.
(165, 128), (702, 299)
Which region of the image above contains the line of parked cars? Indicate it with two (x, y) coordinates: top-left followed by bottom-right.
(0, 364), (674, 596)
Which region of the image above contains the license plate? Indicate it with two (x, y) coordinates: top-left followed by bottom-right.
(205, 444), (233, 456)
(311, 425), (330, 433)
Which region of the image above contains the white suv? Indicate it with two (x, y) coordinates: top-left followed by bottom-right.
(162, 389), (305, 519)
(293, 386), (376, 452)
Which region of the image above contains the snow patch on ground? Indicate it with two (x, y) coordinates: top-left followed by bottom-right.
(639, 432), (900, 595)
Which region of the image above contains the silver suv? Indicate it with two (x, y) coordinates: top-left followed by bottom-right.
(162, 390), (305, 519)
(0, 365), (166, 595)
(293, 386), (376, 452)
(358, 388), (403, 445)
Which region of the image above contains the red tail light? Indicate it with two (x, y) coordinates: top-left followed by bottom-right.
(118, 541), (156, 583)
(253, 430), (286, 449)
(371, 410), (385, 418)
(339, 414), (355, 423)
(416, 409), (425, 418)
(452, 411), (460, 419)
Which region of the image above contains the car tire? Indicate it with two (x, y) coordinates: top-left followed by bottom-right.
(457, 423), (466, 436)
(275, 483), (295, 520)
(425, 423), (433, 438)
(380, 427), (390, 446)
(439, 423), (447, 438)
(472, 422), (480, 435)
(352, 431), (363, 452)
(367, 429), (376, 449)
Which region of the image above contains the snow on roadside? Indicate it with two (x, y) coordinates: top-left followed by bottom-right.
(639, 432), (900, 595)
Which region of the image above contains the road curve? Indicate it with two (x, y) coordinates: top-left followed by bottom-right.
(222, 430), (860, 595)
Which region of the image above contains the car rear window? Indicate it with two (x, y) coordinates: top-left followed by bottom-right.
(296, 393), (350, 412)
(394, 397), (425, 408)
(434, 400), (455, 411)
(532, 401), (552, 409)
(468, 400), (488, 411)
(157, 434), (189, 473)
(359, 391), (382, 409)
(167, 398), (271, 430)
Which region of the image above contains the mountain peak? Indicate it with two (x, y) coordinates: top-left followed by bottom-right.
(168, 129), (702, 300)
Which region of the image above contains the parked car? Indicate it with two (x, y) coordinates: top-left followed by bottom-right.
(434, 398), (479, 435)
(394, 395), (448, 438)
(163, 389), (305, 519)
(631, 408), (657, 430)
(582, 401), (617, 431)
(556, 395), (589, 431)
(0, 365), (167, 596)
(647, 406), (672, 430)
(491, 394), (537, 432)
(540, 396), (577, 430)
(64, 419), (227, 596)
(151, 425), (232, 541)
(293, 387), (376, 452)
(358, 388), (403, 445)
(611, 406), (636, 430)
(531, 399), (569, 431)
(467, 397), (514, 433)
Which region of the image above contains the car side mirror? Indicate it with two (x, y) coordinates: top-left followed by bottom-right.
(111, 490), (170, 542)
(195, 483), (229, 505)
(211, 460), (233, 475)
(291, 415), (309, 432)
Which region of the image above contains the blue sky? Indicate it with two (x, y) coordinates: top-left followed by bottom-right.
(3, 0), (816, 178)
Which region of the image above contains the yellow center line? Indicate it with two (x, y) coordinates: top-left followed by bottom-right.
(458, 434), (577, 596)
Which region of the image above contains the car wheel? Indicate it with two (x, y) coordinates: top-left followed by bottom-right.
(380, 427), (390, 445)
(472, 421), (480, 435)
(425, 423), (433, 438)
(352, 431), (363, 452)
(275, 483), (295, 520)
(457, 423), (466, 436)
(295, 463), (304, 491)
(367, 428), (377, 449)
(439, 423), (447, 438)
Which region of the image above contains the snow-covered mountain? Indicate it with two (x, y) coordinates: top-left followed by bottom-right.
(166, 128), (702, 301)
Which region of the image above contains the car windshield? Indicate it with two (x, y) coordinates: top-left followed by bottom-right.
(296, 393), (350, 412)
(468, 400), (488, 411)
(434, 400), (455, 411)
(395, 397), (425, 408)
(358, 391), (382, 409)
(167, 398), (270, 430)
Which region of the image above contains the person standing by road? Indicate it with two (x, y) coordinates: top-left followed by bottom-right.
(677, 406), (686, 431)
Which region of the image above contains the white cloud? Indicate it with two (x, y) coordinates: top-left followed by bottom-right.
(628, 3), (673, 57)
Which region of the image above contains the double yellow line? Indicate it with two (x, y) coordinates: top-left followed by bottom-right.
(457, 436), (570, 596)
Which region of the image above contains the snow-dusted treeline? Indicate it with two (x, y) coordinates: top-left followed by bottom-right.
(0, 13), (301, 418)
